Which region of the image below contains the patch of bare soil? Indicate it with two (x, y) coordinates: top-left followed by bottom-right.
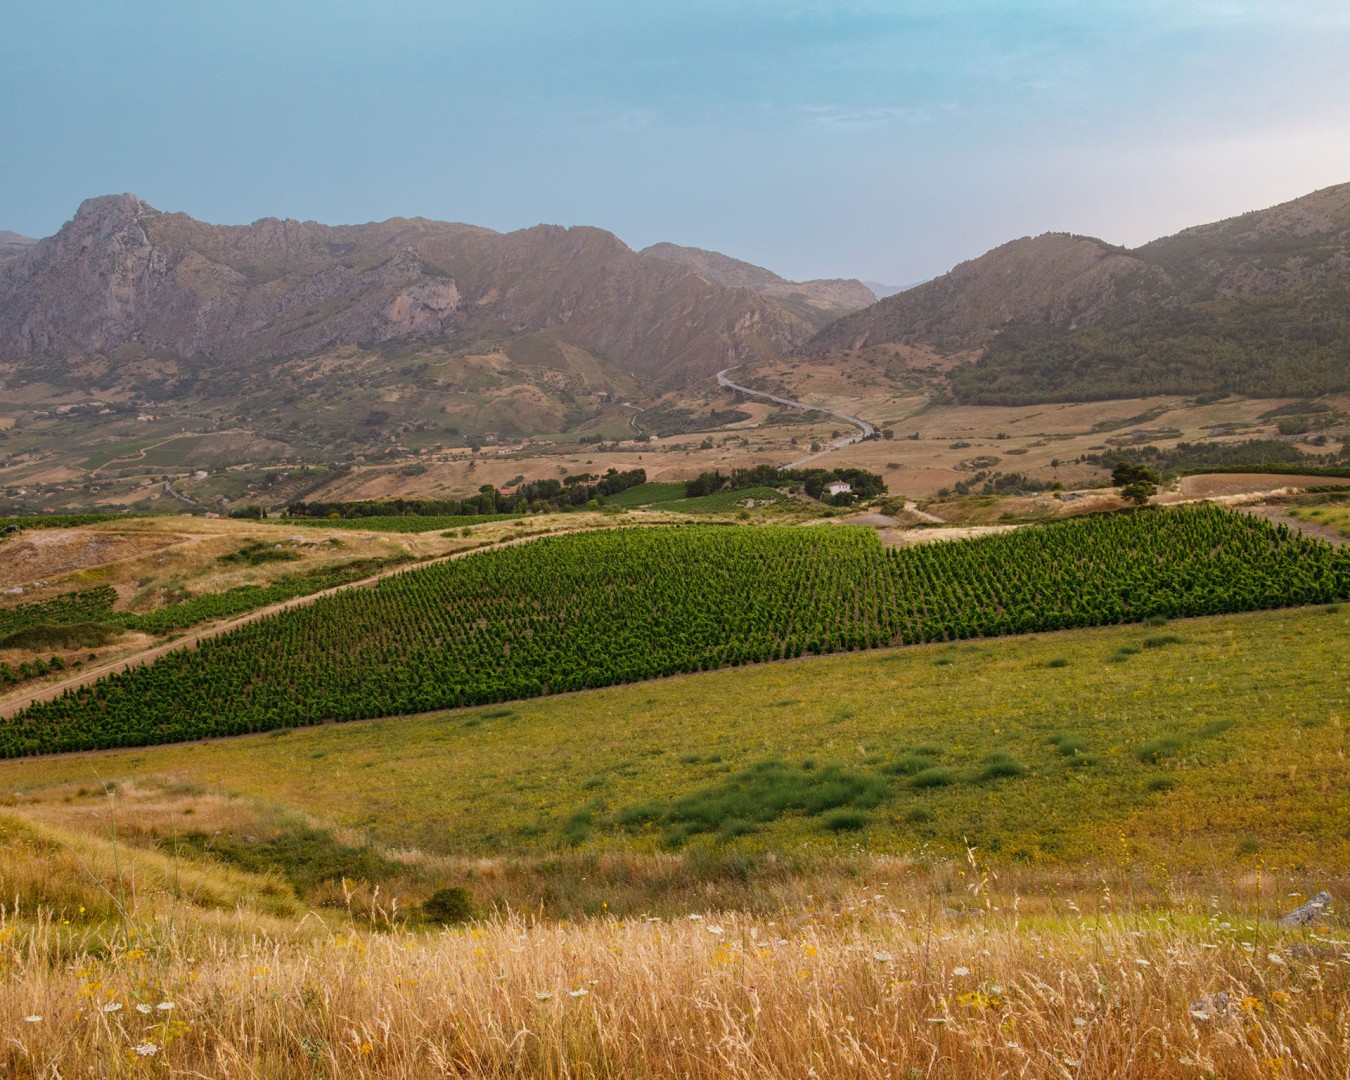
(0, 530), (186, 590)
(890, 524), (1024, 546)
(1241, 506), (1349, 548)
(1178, 474), (1350, 498)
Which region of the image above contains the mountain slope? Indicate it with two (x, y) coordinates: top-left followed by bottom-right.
(640, 242), (875, 329)
(808, 182), (1350, 403)
(0, 195), (816, 390)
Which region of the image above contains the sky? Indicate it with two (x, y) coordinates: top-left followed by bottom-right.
(4, 0), (1350, 285)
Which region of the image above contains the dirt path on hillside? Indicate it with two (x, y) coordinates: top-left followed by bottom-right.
(0, 527), (605, 719)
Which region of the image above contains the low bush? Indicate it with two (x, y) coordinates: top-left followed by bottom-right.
(423, 886), (474, 924)
(911, 767), (956, 789)
(978, 754), (1028, 781)
(1138, 737), (1183, 765)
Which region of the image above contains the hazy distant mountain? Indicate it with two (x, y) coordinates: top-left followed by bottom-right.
(0, 230), (36, 259)
(808, 182), (1350, 402)
(0, 195), (819, 391)
(641, 242), (875, 329)
(861, 280), (912, 299)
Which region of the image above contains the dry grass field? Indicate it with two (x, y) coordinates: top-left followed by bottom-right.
(3, 873), (1346, 1079)
(287, 387), (1342, 507)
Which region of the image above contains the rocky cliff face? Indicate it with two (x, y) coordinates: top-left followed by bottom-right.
(640, 242), (875, 330)
(0, 196), (816, 388)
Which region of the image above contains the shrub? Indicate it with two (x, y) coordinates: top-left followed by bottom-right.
(978, 754), (1027, 781)
(1045, 657), (1069, 668)
(1051, 734), (1086, 757)
(882, 754), (939, 777)
(822, 809), (870, 832)
(423, 886), (474, 924)
(911, 767), (955, 789)
(1138, 737), (1182, 764)
(617, 758), (890, 845)
(1143, 634), (1184, 649)
(1146, 775), (1175, 792)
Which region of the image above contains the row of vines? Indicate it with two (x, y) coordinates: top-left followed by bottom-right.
(4, 506), (1347, 757)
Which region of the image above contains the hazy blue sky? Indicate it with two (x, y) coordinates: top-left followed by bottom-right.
(5, 1), (1350, 283)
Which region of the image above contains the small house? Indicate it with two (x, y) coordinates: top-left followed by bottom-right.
(825, 481), (852, 497)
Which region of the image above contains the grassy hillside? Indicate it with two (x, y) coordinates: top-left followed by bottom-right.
(5, 603), (1346, 871)
(950, 284), (1350, 404)
(2, 604), (1345, 1077)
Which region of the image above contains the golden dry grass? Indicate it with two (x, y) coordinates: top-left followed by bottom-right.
(3, 883), (1347, 1078)
(2, 783), (1347, 1077)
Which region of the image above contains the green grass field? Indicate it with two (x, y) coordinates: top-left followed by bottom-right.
(5, 603), (1345, 871)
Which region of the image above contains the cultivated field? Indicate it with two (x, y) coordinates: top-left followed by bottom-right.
(7, 507), (1345, 756)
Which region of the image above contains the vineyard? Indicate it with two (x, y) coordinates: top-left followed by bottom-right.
(4, 506), (1346, 757)
(0, 556), (411, 644)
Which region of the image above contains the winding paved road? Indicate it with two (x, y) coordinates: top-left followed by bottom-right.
(716, 366), (875, 468)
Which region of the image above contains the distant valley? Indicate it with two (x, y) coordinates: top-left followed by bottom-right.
(1, 183), (1347, 513)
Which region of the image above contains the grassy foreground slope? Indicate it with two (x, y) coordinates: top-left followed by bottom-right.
(6, 506), (1347, 756)
(5, 604), (1346, 870)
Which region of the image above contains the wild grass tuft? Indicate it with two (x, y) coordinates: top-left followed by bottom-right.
(977, 753), (1028, 781)
(1138, 737), (1183, 765)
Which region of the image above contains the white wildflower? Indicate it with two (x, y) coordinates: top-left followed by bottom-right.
(23, 1015), (42, 1023)
(707, 925), (725, 935)
(1134, 958), (1151, 966)
(136, 1003), (153, 1014)
(535, 991), (553, 1001)
(952, 966), (970, 976)
(1073, 1017), (1087, 1027)
(102, 1002), (123, 1013)
(872, 951), (893, 963)
(568, 988), (589, 998)
(133, 1042), (159, 1057)
(1267, 952), (1286, 965)
(155, 1002), (175, 1011)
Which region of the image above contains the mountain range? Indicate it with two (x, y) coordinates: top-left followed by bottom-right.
(0, 196), (874, 394)
(2, 182), (1348, 463)
(808, 182), (1350, 403)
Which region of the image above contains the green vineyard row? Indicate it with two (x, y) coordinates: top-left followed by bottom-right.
(4, 506), (1346, 757)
